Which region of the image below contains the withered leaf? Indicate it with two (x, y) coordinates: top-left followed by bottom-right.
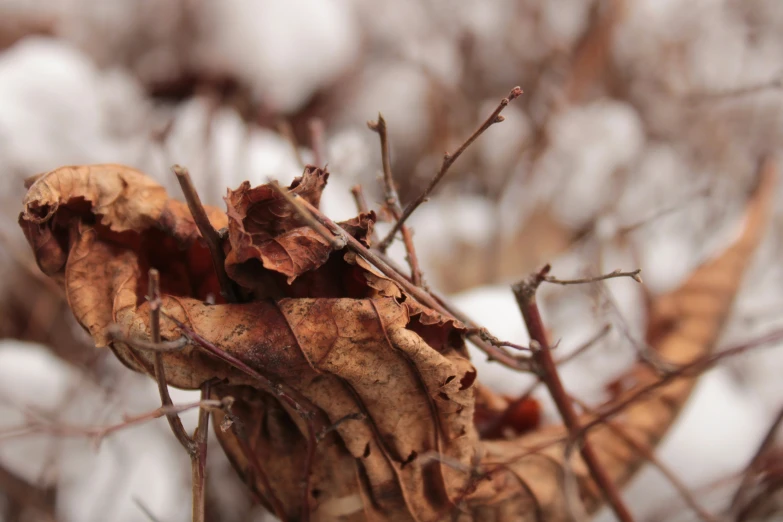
(18, 160), (776, 522)
(224, 167), (375, 290)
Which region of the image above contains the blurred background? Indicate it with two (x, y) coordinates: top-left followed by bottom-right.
(1, 0), (783, 520)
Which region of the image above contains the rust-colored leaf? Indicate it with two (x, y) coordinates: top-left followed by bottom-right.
(18, 160), (776, 521)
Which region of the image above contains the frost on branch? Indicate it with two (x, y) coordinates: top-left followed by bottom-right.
(18, 161), (775, 521)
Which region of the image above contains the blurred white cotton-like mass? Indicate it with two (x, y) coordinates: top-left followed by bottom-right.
(1, 0), (783, 520)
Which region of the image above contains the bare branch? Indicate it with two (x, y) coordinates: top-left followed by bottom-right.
(0, 399), (227, 445)
(281, 192), (533, 372)
(107, 324), (188, 352)
(191, 382), (211, 522)
(277, 119), (305, 168)
(582, 327), (783, 435)
(350, 184), (379, 245)
(172, 164), (238, 303)
(266, 178), (346, 250)
(729, 405), (783, 518)
(512, 267), (634, 522)
(571, 395), (718, 522)
(378, 86), (523, 250)
(133, 497), (164, 522)
(149, 269), (195, 454)
(368, 114), (425, 284)
(543, 266), (643, 286)
(161, 312), (322, 426)
(308, 118), (326, 168)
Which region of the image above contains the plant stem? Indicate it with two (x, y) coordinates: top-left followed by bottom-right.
(512, 267), (634, 522)
(378, 86), (523, 250)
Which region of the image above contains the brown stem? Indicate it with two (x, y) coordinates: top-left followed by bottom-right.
(0, 399), (225, 444)
(570, 396), (718, 522)
(172, 164), (238, 303)
(163, 313), (320, 420)
(277, 120), (305, 168)
(729, 406), (783, 517)
(581, 326), (783, 434)
(0, 463), (56, 522)
(107, 325), (188, 352)
(287, 194), (532, 372)
(378, 86), (523, 250)
(191, 382), (211, 522)
(301, 423), (316, 522)
(512, 267), (634, 522)
(350, 184), (379, 245)
(351, 184), (371, 214)
(231, 421), (289, 521)
(133, 497), (164, 522)
(543, 267), (643, 286)
(267, 180), (346, 250)
(308, 118), (326, 168)
(149, 269), (194, 453)
(505, 324), (613, 415)
(368, 114), (424, 284)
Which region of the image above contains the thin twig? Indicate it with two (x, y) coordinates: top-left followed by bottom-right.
(230, 420), (289, 521)
(267, 179), (346, 250)
(161, 311), (322, 522)
(161, 312), (321, 425)
(368, 114), (424, 284)
(133, 497), (165, 522)
(191, 382), (211, 522)
(581, 327), (783, 435)
(378, 86), (523, 250)
(690, 76), (783, 103)
(284, 193), (532, 372)
(571, 396), (718, 522)
(512, 266), (634, 522)
(543, 266), (643, 286)
(277, 120), (305, 168)
(350, 184), (379, 245)
(149, 269), (194, 453)
(309, 118), (326, 168)
(0, 399), (226, 445)
(513, 325), (613, 404)
(351, 184), (371, 214)
(107, 325), (188, 352)
(0, 462), (56, 522)
(729, 406), (783, 518)
(554, 324), (613, 366)
(316, 412), (366, 442)
(172, 164), (238, 303)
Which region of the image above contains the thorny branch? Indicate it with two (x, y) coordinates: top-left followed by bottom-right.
(368, 114), (425, 285)
(512, 266), (634, 522)
(378, 86), (523, 250)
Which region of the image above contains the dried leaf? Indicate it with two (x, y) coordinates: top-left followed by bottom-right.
(18, 161), (776, 521)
